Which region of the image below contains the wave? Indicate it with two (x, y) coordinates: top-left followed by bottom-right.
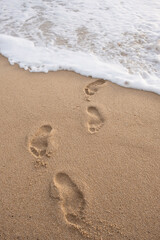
(0, 0), (160, 94)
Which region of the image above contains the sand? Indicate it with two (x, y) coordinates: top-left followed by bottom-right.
(0, 55), (160, 240)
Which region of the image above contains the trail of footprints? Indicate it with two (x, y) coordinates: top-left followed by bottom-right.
(85, 79), (106, 134)
(28, 79), (106, 159)
(49, 80), (107, 238)
(27, 79), (109, 238)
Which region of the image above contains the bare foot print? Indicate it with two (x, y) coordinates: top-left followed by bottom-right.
(87, 106), (104, 134)
(50, 173), (121, 239)
(84, 79), (106, 98)
(50, 173), (96, 238)
(51, 172), (85, 225)
(28, 124), (54, 158)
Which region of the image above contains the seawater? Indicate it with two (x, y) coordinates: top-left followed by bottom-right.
(0, 0), (160, 94)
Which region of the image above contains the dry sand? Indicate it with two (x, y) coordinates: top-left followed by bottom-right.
(0, 55), (160, 240)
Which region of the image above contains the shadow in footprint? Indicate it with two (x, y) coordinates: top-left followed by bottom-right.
(84, 79), (106, 98)
(87, 106), (104, 134)
(51, 172), (85, 225)
(29, 124), (53, 158)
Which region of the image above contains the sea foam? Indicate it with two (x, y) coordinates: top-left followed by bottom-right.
(0, 0), (160, 94)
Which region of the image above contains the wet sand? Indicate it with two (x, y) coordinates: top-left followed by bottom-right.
(0, 55), (160, 240)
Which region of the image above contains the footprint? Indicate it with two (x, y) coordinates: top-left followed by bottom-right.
(84, 79), (106, 97)
(50, 173), (119, 239)
(51, 172), (85, 225)
(87, 106), (104, 133)
(28, 124), (54, 158)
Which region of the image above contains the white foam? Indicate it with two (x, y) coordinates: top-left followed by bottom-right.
(0, 0), (160, 94)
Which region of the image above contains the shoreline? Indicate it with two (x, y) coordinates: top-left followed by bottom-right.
(0, 55), (160, 240)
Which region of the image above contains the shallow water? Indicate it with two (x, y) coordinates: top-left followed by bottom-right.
(0, 0), (160, 94)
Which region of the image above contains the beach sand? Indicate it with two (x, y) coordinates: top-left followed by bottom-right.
(0, 55), (160, 240)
